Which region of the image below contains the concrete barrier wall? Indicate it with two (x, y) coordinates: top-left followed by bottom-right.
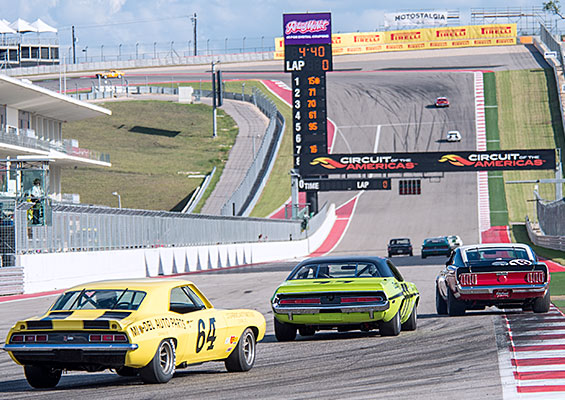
(20, 204), (336, 293)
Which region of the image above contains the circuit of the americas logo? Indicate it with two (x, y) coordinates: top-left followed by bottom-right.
(438, 153), (546, 168)
(309, 156), (416, 171)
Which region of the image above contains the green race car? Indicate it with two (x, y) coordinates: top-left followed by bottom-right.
(271, 256), (419, 341)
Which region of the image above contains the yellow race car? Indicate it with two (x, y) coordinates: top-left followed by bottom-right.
(95, 69), (124, 79)
(1, 278), (265, 388)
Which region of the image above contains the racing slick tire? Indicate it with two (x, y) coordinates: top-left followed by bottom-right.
(24, 365), (62, 388)
(401, 305), (417, 331)
(115, 366), (139, 377)
(140, 339), (176, 384)
(410, 251), (413, 257)
(274, 318), (297, 341)
(298, 326), (316, 337)
(436, 285), (448, 315)
(379, 311), (401, 336)
(388, 253), (392, 258)
(421, 254), (426, 259)
(532, 289), (550, 314)
(447, 289), (466, 316)
(225, 328), (256, 372)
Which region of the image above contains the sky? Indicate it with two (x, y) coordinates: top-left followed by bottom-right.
(0, 0), (557, 59)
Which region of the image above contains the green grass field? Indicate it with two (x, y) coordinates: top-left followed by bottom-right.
(487, 68), (565, 308)
(62, 100), (238, 210)
(172, 80), (293, 217)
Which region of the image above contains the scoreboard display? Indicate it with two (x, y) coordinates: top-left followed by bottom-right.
(283, 13), (332, 171)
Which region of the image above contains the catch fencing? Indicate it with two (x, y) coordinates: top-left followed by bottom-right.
(535, 191), (565, 236)
(13, 201), (328, 255)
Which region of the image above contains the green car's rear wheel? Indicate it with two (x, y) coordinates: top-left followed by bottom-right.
(401, 305), (417, 331)
(274, 317), (297, 341)
(379, 311), (401, 336)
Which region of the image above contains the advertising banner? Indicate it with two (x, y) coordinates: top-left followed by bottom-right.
(300, 150), (556, 175)
(283, 13), (332, 45)
(384, 11), (448, 28)
(275, 23), (517, 59)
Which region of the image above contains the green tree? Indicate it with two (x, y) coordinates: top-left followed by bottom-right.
(544, 1), (565, 18)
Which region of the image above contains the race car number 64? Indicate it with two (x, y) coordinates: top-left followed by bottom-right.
(196, 318), (217, 353)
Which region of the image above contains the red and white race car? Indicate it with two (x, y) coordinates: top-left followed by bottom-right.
(435, 243), (550, 316)
(435, 97), (449, 107)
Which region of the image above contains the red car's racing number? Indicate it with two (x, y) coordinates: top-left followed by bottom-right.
(196, 318), (217, 353)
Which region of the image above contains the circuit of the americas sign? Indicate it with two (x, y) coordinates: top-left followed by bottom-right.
(300, 150), (557, 175)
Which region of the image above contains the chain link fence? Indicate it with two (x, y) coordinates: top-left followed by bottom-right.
(536, 191), (565, 236)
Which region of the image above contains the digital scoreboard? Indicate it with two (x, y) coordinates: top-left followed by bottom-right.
(283, 13), (332, 171)
(298, 178), (391, 192)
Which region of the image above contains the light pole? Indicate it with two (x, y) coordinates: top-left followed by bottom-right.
(153, 41), (157, 59)
(190, 13), (197, 56)
(135, 42), (139, 59)
(225, 38), (228, 54)
(207, 39), (210, 55)
(82, 46), (88, 62)
(261, 36), (264, 51)
(118, 44), (122, 60)
(242, 36), (246, 52)
(112, 192), (122, 208)
(100, 44), (104, 62)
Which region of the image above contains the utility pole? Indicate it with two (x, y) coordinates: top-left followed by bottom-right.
(72, 26), (76, 64)
(191, 13), (197, 56)
(211, 61), (217, 138)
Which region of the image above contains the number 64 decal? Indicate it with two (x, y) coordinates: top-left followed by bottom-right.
(196, 318), (217, 353)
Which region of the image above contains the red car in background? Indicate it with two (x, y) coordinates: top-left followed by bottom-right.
(435, 243), (550, 316)
(435, 97), (449, 107)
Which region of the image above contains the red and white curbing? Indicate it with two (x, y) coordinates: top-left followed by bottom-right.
(496, 305), (565, 398)
(474, 71), (491, 237)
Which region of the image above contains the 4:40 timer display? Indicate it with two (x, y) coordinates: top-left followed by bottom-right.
(284, 44), (333, 72)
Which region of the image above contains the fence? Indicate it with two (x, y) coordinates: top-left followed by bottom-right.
(526, 215), (565, 251)
(535, 191), (565, 236)
(11, 201), (330, 255)
(540, 23), (565, 68)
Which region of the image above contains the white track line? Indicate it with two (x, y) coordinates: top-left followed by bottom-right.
(474, 71), (490, 239)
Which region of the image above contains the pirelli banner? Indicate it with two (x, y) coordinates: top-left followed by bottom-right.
(274, 24), (517, 59)
(300, 150), (556, 175)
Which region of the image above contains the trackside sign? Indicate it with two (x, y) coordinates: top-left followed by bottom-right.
(283, 12), (332, 45)
(301, 150), (556, 175)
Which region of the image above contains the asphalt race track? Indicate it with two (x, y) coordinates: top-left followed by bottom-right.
(0, 46), (549, 399)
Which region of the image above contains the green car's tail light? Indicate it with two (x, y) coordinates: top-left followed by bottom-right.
(279, 298), (321, 305)
(341, 296), (383, 303)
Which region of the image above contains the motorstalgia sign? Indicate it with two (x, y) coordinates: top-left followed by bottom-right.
(384, 11), (448, 28)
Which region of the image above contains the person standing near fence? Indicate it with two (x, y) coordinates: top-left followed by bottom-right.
(30, 178), (43, 225)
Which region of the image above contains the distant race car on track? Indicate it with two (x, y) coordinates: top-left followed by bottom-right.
(435, 243), (550, 316)
(435, 97), (449, 107)
(387, 238), (413, 257)
(1, 278), (265, 388)
(446, 130), (462, 142)
(96, 69), (124, 79)
(271, 256), (420, 340)
(421, 236), (452, 259)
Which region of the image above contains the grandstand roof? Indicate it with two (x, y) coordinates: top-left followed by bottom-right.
(0, 74), (111, 121)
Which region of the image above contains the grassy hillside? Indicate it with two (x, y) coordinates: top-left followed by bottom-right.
(62, 101), (238, 210)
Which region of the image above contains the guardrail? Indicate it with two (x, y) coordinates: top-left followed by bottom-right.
(526, 215), (565, 251)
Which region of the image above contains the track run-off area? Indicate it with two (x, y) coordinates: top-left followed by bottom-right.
(1, 46), (564, 399)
